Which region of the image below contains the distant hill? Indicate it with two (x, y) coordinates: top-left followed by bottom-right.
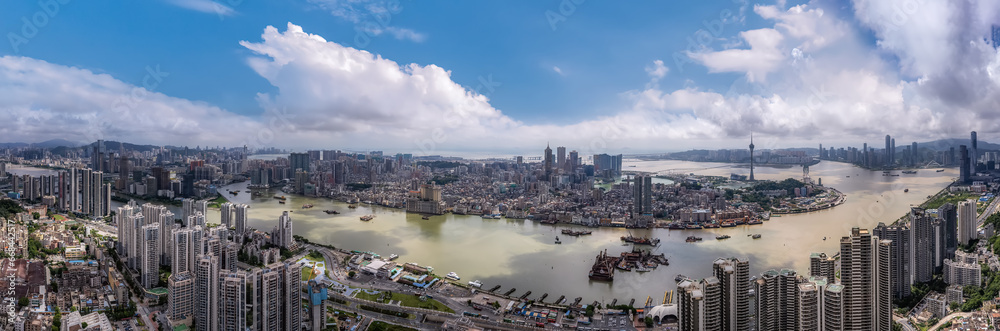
(0, 139), (80, 149)
(918, 138), (1000, 152)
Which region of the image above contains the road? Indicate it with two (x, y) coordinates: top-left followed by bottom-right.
(978, 194), (1000, 225)
(928, 312), (971, 330)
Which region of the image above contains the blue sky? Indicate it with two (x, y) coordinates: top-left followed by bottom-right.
(0, 0), (998, 155)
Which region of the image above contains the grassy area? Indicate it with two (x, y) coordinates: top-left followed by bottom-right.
(301, 266), (314, 281)
(354, 291), (455, 313)
(207, 195), (230, 208)
(924, 192), (978, 209)
(367, 321), (417, 331)
(51, 214), (66, 221)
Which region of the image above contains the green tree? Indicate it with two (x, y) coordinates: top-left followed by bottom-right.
(31, 212), (39, 220)
(645, 316), (654, 327)
(17, 297), (28, 308)
(348, 271), (356, 278)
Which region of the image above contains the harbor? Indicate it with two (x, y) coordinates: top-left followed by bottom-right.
(102, 159), (959, 305)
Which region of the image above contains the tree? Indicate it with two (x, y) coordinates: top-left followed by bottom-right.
(17, 297), (28, 308)
(81, 322), (87, 329)
(348, 271), (356, 278)
(31, 212), (39, 220)
(645, 316), (654, 327)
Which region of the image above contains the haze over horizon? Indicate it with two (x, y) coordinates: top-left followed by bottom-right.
(2, 0), (1000, 155)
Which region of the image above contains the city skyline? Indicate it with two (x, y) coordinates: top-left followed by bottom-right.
(1, 1), (1000, 152)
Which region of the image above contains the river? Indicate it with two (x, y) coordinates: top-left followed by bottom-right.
(8, 160), (959, 305)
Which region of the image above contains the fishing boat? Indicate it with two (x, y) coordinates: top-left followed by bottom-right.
(278, 201), (286, 204)
(360, 215), (374, 221)
(621, 235), (661, 246)
(555, 236), (562, 244)
(716, 235), (731, 240)
(904, 188), (909, 193)
(936, 169), (945, 172)
(446, 272), (460, 280)
(752, 234), (762, 239)
(388, 254), (398, 261)
(468, 280), (483, 288)
(421, 215), (430, 220)
(302, 204), (314, 209)
(348, 204), (358, 209)
(273, 195), (286, 200)
(685, 236), (703, 242)
(323, 210), (340, 214)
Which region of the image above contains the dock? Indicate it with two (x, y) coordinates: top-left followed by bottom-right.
(504, 288), (516, 296)
(519, 291), (532, 300)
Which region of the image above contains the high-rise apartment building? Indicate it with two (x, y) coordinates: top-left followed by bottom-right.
(218, 270), (248, 331)
(141, 223), (161, 289)
(712, 257), (750, 330)
(168, 272), (195, 322)
(839, 228), (892, 331)
(909, 208), (936, 283)
(958, 199), (977, 246)
(250, 262), (302, 331)
(556, 146), (566, 170)
(234, 204), (249, 236)
(195, 254), (219, 331)
(874, 222), (910, 299)
(220, 202), (233, 228)
(809, 252), (836, 283)
(755, 269), (799, 330)
(944, 250), (982, 287)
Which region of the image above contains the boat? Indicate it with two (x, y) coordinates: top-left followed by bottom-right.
(621, 235), (661, 246)
(388, 254), (398, 261)
(685, 236), (703, 242)
(823, 237), (827, 240)
(323, 210), (340, 214)
(468, 280), (483, 288)
(555, 236), (562, 244)
(245, 190), (250, 193)
(904, 188), (909, 193)
(230, 191), (238, 196)
(422, 215), (430, 220)
(752, 234), (762, 239)
(589, 250), (616, 281)
(675, 275), (688, 282)
(716, 235), (731, 240)
(937, 169), (945, 172)
(273, 195), (286, 200)
(634, 265), (649, 273)
(902, 170), (917, 174)
(446, 272), (460, 280)
(302, 204), (314, 209)
(348, 204), (358, 209)
(278, 201), (286, 204)
(360, 215), (374, 221)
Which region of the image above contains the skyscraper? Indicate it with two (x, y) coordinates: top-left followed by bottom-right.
(234, 204), (249, 236)
(809, 252), (835, 282)
(958, 199), (977, 246)
(272, 211), (294, 249)
(971, 131), (978, 175)
(195, 254), (219, 331)
(939, 202), (958, 259)
(891, 138), (896, 166)
(543, 144), (553, 180)
(250, 262), (302, 331)
(824, 284), (845, 330)
(874, 222), (911, 299)
(713, 257), (750, 331)
(960, 145), (971, 183)
(218, 270), (248, 331)
(632, 175), (652, 216)
(567, 150), (579, 173)
(168, 272), (195, 322)
(677, 278), (706, 331)
(749, 133), (755, 181)
(141, 223), (161, 289)
(754, 269), (798, 330)
(556, 146), (566, 170)
(840, 228), (892, 331)
(885, 135), (891, 167)
(909, 208), (935, 283)
(289, 152), (309, 172)
(220, 202), (233, 229)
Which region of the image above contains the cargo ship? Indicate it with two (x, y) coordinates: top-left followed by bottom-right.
(685, 236), (703, 242)
(561, 229), (593, 236)
(323, 210), (340, 214)
(621, 235), (661, 246)
(360, 215), (374, 221)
